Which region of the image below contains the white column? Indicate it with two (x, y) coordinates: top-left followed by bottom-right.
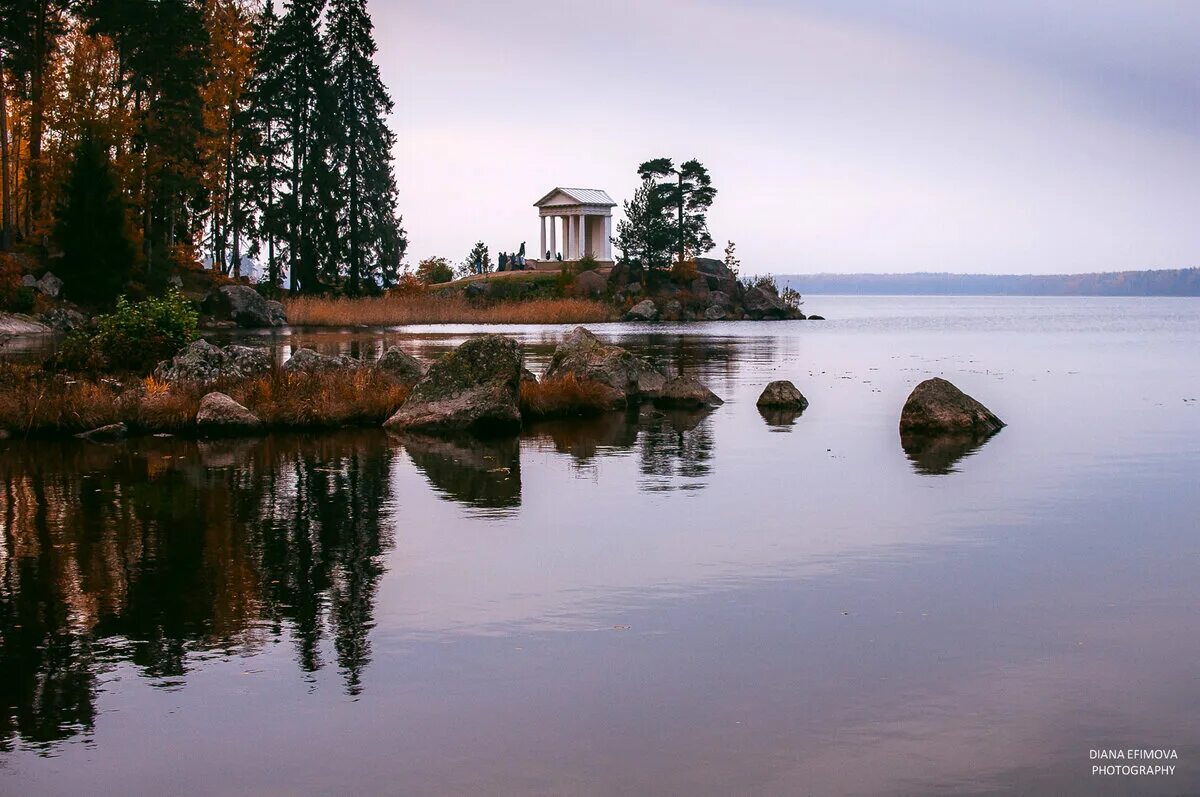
(540, 216), (547, 260)
(603, 215), (612, 260)
(566, 215), (575, 259)
(577, 214), (586, 259)
(549, 216), (557, 259)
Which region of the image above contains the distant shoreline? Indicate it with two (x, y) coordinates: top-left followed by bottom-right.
(779, 268), (1199, 297)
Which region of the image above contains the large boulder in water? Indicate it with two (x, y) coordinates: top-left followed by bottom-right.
(156, 340), (271, 384)
(196, 392), (262, 434)
(203, 285), (285, 328)
(384, 334), (523, 435)
(543, 326), (665, 402)
(899, 378), (1005, 434)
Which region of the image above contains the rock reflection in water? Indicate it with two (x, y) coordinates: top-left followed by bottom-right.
(525, 406), (717, 492)
(395, 433), (522, 512)
(0, 432), (396, 750)
(900, 429), (999, 475)
(758, 406), (805, 430)
(639, 409), (715, 491)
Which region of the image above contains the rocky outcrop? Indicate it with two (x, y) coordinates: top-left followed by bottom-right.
(659, 299), (683, 321)
(695, 257), (737, 294)
(265, 300), (288, 327)
(0, 312), (51, 335)
(43, 307), (87, 332)
(384, 334), (523, 435)
(543, 326), (666, 402)
(202, 285), (286, 328)
(196, 392), (262, 433)
(282, 347), (364, 374)
(76, 423), (128, 442)
(757, 380), (809, 411)
(624, 299), (658, 322)
(899, 378), (1005, 434)
(156, 340), (272, 384)
(743, 286), (789, 319)
(377, 346), (425, 385)
(653, 376), (724, 409)
(572, 269), (607, 297)
(703, 305), (728, 321)
(32, 272), (63, 298)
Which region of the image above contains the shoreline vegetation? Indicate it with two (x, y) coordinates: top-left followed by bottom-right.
(284, 293), (616, 326)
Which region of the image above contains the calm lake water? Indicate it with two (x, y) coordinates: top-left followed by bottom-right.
(2, 296), (1198, 796)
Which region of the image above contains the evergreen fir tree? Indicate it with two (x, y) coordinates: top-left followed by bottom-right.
(615, 177), (672, 278)
(238, 0), (286, 289)
(270, 0), (338, 294)
(326, 0), (403, 295)
(54, 135), (136, 305)
(458, 240), (491, 277)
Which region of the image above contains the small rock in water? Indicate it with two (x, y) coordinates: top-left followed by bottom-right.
(76, 423), (128, 443)
(653, 376), (723, 409)
(757, 380), (809, 411)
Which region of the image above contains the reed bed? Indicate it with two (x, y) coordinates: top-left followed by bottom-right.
(0, 362), (410, 438)
(284, 293), (616, 326)
(519, 374), (620, 419)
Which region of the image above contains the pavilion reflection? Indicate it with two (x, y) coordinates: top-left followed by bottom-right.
(0, 432), (396, 750)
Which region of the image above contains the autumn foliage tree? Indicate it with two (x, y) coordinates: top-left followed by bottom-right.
(0, 0), (405, 301)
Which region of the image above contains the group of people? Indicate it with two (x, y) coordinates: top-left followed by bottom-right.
(494, 242), (566, 272)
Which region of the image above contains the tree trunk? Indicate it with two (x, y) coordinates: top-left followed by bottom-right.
(0, 69), (12, 251)
(28, 1), (48, 239)
(348, 141), (360, 295)
(677, 172), (685, 265)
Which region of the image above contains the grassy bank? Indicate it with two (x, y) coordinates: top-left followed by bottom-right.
(284, 293), (616, 326)
(0, 362), (410, 438)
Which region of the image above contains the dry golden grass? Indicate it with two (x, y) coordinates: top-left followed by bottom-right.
(231, 368), (408, 429)
(519, 374), (621, 419)
(0, 362), (409, 438)
(285, 293), (616, 326)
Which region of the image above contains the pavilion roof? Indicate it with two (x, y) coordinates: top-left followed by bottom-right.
(534, 187), (617, 207)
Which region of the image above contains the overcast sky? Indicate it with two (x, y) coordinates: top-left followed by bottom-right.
(371, 0), (1199, 275)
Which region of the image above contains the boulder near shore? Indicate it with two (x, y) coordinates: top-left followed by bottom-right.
(654, 376), (724, 409)
(899, 378), (1005, 434)
(196, 392), (263, 433)
(384, 334), (523, 435)
(543, 326), (666, 403)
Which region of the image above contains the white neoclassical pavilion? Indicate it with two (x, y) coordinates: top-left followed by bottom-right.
(534, 187), (616, 263)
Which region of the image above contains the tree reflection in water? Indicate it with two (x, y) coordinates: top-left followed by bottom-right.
(0, 399), (720, 752)
(0, 432), (397, 750)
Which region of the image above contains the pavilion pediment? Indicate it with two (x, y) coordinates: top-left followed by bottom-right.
(533, 187), (617, 208)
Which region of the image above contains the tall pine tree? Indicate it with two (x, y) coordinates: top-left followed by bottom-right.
(326, 0), (403, 295)
(267, 0), (337, 294)
(54, 134), (135, 305)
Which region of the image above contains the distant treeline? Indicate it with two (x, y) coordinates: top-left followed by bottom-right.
(780, 269), (1200, 297)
